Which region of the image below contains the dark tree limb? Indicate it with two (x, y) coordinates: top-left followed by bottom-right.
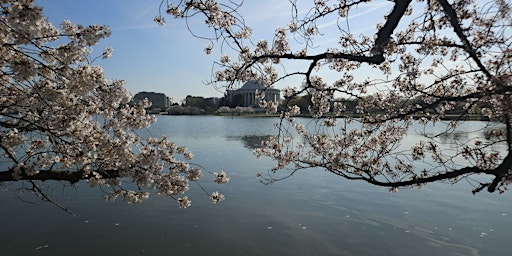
(0, 169), (121, 183)
(340, 166), (485, 186)
(332, 164), (506, 193)
(249, 0), (412, 66)
(370, 0), (412, 56)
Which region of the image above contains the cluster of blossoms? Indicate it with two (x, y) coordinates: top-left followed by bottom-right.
(0, 0), (227, 208)
(165, 0), (511, 193)
(213, 171), (230, 184)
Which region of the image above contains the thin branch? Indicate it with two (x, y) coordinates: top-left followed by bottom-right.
(30, 181), (76, 217)
(436, 0), (493, 79)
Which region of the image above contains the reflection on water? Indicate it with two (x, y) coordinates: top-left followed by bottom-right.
(227, 135), (274, 149)
(0, 116), (511, 256)
(436, 131), (469, 144)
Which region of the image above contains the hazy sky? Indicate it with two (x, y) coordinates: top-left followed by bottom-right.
(35, 0), (392, 103)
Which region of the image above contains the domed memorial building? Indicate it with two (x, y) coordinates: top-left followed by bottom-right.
(225, 80), (280, 108)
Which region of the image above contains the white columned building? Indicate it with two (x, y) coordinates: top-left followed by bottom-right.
(226, 80), (280, 108)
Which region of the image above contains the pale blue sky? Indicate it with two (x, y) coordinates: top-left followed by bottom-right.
(35, 0), (392, 103)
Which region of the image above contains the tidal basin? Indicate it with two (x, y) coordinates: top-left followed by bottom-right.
(1, 115), (511, 255)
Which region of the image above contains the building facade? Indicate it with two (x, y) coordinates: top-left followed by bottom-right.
(225, 80), (280, 108)
(133, 91), (170, 109)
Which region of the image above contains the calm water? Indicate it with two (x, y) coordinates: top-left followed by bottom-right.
(1, 116), (511, 256)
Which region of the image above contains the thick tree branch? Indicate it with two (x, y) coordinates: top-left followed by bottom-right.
(0, 169), (121, 183)
(251, 0), (412, 65)
(254, 52), (385, 65)
(370, 0), (412, 56)
(333, 165), (493, 191)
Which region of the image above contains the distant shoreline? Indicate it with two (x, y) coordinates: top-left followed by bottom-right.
(156, 111), (490, 121)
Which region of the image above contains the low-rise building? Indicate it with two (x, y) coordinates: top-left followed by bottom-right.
(133, 91), (170, 109)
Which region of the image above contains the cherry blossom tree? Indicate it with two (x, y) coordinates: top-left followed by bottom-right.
(0, 0), (227, 212)
(162, 0), (511, 193)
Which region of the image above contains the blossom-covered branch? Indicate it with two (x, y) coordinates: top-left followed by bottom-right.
(163, 0), (511, 194)
(0, 0), (228, 209)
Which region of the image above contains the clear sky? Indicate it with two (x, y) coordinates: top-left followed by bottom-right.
(35, 0), (392, 103)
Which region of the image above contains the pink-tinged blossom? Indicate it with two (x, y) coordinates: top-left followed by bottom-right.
(220, 54), (231, 64)
(102, 47), (113, 59)
(166, 4), (182, 17)
(205, 44), (213, 54)
(211, 191), (225, 204)
(154, 15), (166, 25)
(214, 171), (230, 184)
(178, 196), (191, 208)
(187, 168), (203, 181)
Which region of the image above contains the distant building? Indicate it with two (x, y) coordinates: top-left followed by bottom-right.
(133, 91), (170, 109)
(184, 95), (220, 114)
(225, 80), (280, 108)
